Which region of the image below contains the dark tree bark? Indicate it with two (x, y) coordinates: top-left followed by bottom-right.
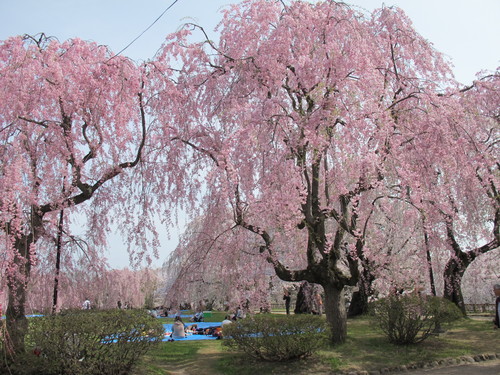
(442, 215), (498, 315)
(323, 282), (348, 344)
(294, 281), (314, 314)
(52, 208), (64, 314)
(5, 209), (43, 354)
(348, 264), (375, 317)
(6, 253), (30, 355)
(423, 219), (437, 296)
(443, 257), (467, 314)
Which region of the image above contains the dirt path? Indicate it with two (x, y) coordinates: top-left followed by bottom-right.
(159, 344), (225, 375)
(157, 353), (223, 375)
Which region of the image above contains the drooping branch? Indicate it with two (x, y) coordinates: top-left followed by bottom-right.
(170, 137), (220, 167)
(40, 91), (148, 214)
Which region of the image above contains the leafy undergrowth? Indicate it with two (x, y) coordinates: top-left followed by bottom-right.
(131, 315), (499, 375)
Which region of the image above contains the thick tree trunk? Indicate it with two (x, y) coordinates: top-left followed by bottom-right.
(6, 282), (28, 355)
(294, 281), (314, 314)
(5, 237), (33, 355)
(442, 217), (498, 315)
(323, 283), (347, 345)
(348, 290), (366, 317)
(443, 258), (466, 315)
(348, 267), (374, 317)
(5, 209), (42, 355)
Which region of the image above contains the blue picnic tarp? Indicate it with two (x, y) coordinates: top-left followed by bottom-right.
(162, 322), (222, 341)
(1, 314), (43, 319)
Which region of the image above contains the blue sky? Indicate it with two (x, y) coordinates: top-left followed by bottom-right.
(1, 0), (498, 268)
(1, 0), (498, 83)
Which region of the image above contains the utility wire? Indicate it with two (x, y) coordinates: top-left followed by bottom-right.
(108, 0), (181, 61)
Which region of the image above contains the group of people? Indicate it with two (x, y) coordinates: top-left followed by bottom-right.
(167, 307), (246, 341)
(82, 299), (135, 310)
(79, 283), (500, 335)
(168, 316), (224, 341)
(285, 284), (323, 315)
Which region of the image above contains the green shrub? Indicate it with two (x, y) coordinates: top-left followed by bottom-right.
(222, 314), (328, 361)
(370, 294), (462, 345)
(21, 309), (164, 375)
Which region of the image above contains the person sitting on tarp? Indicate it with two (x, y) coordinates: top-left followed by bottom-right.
(235, 306), (244, 319)
(187, 324), (205, 335)
(172, 316), (186, 338)
(188, 324), (222, 338)
(158, 306), (167, 317)
(190, 311), (204, 322)
(221, 315), (233, 327)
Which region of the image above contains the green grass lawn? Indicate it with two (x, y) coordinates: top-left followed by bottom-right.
(158, 311), (227, 324)
(132, 314), (499, 375)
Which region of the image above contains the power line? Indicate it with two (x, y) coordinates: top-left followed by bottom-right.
(109, 0), (181, 61)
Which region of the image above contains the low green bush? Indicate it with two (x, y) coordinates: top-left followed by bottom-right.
(370, 294), (462, 345)
(222, 314), (328, 361)
(20, 309), (164, 375)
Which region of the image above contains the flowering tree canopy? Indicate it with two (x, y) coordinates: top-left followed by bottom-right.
(0, 34), (147, 353)
(437, 71), (500, 311)
(1, 0), (497, 351)
(149, 0), (462, 343)
(347, 68), (500, 315)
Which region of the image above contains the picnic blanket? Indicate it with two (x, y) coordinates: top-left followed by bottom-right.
(0, 314), (43, 319)
(162, 322), (222, 341)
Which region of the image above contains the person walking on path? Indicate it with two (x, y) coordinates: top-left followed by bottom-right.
(314, 291), (323, 316)
(283, 288), (291, 315)
(494, 284), (500, 329)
